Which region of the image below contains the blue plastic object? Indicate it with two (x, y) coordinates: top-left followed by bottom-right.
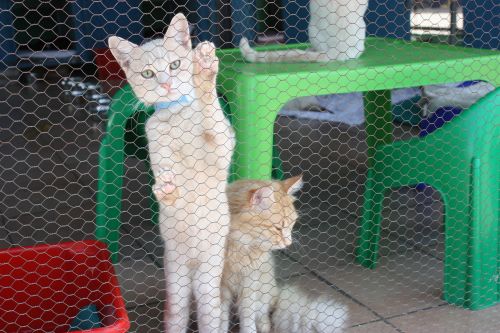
(419, 106), (464, 137)
(69, 304), (102, 331)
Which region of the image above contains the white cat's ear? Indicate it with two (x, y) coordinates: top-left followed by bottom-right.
(283, 175), (303, 195)
(165, 13), (192, 49)
(108, 36), (137, 69)
(249, 186), (275, 210)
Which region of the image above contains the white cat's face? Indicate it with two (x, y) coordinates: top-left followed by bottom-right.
(108, 13), (194, 105)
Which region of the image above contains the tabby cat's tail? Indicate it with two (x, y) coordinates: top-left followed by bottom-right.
(239, 38), (329, 63)
(272, 284), (349, 333)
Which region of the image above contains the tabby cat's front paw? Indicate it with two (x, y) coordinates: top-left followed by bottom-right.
(194, 41), (219, 81)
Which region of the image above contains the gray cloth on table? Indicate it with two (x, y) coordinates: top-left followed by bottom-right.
(279, 88), (420, 126)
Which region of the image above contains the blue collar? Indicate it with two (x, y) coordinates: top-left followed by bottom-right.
(154, 95), (194, 111)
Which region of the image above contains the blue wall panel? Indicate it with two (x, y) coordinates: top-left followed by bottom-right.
(74, 0), (143, 62)
(0, 0), (17, 68)
(231, 0), (258, 45)
(366, 0), (411, 40)
(462, 0), (499, 50)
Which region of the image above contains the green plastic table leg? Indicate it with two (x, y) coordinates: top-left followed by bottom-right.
(272, 144), (284, 180)
(363, 90), (393, 166)
(357, 90), (393, 269)
(229, 82), (277, 181)
(224, 86), (281, 181)
(124, 110), (159, 225)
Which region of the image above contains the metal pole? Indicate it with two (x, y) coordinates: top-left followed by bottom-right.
(449, 0), (458, 44)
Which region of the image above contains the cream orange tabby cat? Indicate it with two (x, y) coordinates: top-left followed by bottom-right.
(222, 176), (349, 333)
(240, 0), (368, 63)
(108, 14), (234, 333)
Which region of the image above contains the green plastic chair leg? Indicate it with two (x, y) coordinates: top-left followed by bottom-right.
(465, 157), (499, 309)
(96, 101), (133, 262)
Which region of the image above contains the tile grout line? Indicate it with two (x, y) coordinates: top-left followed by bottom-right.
(282, 251), (405, 333)
(383, 302), (449, 321)
(348, 318), (393, 329)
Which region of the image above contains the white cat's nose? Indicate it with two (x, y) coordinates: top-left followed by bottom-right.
(160, 83), (171, 91)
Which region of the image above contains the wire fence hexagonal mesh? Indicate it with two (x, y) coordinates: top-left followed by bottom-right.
(0, 1), (498, 332)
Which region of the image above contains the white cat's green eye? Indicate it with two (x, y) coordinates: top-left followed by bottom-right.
(170, 60), (181, 70)
(141, 69), (155, 79)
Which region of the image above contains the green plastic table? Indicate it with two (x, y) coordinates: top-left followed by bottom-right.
(217, 37), (500, 180)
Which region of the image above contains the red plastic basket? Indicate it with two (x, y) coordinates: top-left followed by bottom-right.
(0, 240), (130, 333)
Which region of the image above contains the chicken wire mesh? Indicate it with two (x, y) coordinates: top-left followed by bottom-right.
(0, 1), (499, 333)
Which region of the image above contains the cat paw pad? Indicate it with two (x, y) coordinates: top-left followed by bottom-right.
(154, 172), (178, 204)
(194, 41), (218, 77)
(153, 182), (178, 204)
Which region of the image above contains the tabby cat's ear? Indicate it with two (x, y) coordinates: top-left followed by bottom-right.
(165, 13), (192, 49)
(283, 175), (303, 195)
(249, 186), (274, 210)
(108, 36), (138, 69)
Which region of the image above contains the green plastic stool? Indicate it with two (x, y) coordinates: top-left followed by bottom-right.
(356, 88), (499, 310)
(95, 84), (283, 262)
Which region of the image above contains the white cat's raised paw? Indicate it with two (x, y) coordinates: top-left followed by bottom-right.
(194, 41), (219, 78)
(153, 172), (178, 204)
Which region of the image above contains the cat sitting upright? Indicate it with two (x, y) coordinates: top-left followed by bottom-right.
(222, 176), (349, 333)
(108, 13), (234, 333)
(240, 0), (368, 62)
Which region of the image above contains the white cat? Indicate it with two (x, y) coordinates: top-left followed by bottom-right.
(240, 0), (368, 63)
(273, 284), (349, 333)
(109, 14), (235, 333)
